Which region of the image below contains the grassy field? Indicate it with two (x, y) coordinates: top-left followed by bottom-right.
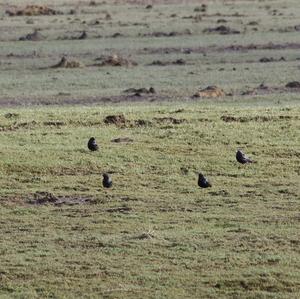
(0, 0), (299, 298)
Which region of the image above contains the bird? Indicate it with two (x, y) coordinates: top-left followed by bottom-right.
(102, 173), (112, 188)
(198, 173), (212, 188)
(87, 137), (98, 151)
(236, 149), (253, 164)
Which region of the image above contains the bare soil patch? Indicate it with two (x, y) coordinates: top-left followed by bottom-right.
(148, 59), (186, 66)
(193, 86), (225, 98)
(140, 29), (192, 38)
(104, 114), (127, 126)
(6, 5), (61, 16)
(221, 114), (294, 123)
(138, 42), (300, 55)
(28, 192), (95, 206)
(203, 26), (240, 35)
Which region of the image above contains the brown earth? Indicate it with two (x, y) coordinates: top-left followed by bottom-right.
(104, 114), (127, 126)
(27, 191), (95, 205)
(193, 86), (225, 98)
(6, 5), (61, 16)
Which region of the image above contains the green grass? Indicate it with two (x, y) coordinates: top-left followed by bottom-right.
(0, 0), (300, 297)
(0, 100), (299, 298)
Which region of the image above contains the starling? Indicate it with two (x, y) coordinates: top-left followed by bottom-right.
(102, 173), (112, 188)
(198, 173), (212, 188)
(87, 137), (98, 151)
(236, 149), (253, 164)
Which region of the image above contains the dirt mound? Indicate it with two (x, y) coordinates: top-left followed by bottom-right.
(19, 30), (44, 41)
(203, 25), (240, 35)
(193, 86), (225, 98)
(104, 114), (127, 126)
(286, 81), (300, 88)
(95, 54), (137, 67)
(6, 5), (61, 16)
(51, 57), (84, 68)
(111, 137), (134, 143)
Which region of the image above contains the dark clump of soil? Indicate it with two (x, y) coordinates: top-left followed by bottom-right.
(95, 54), (137, 67)
(153, 117), (186, 124)
(51, 56), (84, 68)
(285, 81), (300, 88)
(203, 25), (240, 35)
(259, 57), (285, 63)
(43, 121), (65, 126)
(104, 114), (127, 126)
(29, 192), (58, 204)
(123, 87), (156, 96)
(19, 30), (44, 41)
(111, 137), (133, 143)
(148, 58), (186, 66)
(6, 5), (61, 16)
(248, 21), (259, 26)
(193, 86), (225, 98)
(259, 57), (275, 63)
(145, 4), (153, 9)
(132, 119), (152, 127)
(28, 191), (94, 206)
(221, 115), (272, 123)
(110, 32), (124, 38)
(140, 29), (192, 38)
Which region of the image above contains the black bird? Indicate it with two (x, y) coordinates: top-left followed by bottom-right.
(198, 173), (212, 188)
(87, 137), (98, 151)
(236, 149), (253, 164)
(102, 173), (112, 188)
